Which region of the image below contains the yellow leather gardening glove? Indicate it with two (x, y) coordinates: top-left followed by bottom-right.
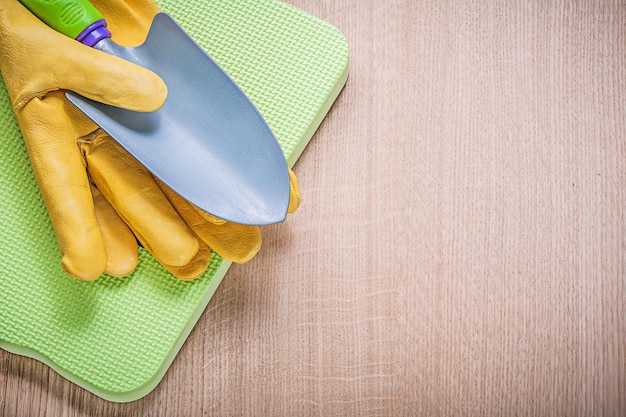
(0, 1), (167, 280)
(0, 1), (301, 281)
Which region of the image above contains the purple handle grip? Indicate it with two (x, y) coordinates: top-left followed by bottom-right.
(76, 20), (111, 47)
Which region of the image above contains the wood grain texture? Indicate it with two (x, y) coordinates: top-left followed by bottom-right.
(2, 1), (625, 416)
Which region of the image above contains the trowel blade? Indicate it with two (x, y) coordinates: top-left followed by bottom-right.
(68, 12), (290, 225)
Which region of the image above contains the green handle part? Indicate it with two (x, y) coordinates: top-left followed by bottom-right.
(18, 0), (104, 39)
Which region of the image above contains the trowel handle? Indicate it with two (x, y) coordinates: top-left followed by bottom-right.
(18, 0), (112, 46)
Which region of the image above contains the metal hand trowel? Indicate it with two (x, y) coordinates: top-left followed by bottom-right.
(19, 0), (291, 225)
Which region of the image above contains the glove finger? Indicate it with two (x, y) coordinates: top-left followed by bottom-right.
(80, 131), (200, 267)
(0, 2), (167, 113)
(15, 93), (107, 280)
(156, 242), (213, 281)
(91, 183), (138, 277)
(156, 180), (263, 263)
(56, 46), (168, 113)
(287, 168), (301, 214)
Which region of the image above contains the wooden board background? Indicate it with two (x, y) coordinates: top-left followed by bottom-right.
(2, 1), (625, 415)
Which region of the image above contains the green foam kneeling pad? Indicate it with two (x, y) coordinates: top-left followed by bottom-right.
(0, 0), (348, 402)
